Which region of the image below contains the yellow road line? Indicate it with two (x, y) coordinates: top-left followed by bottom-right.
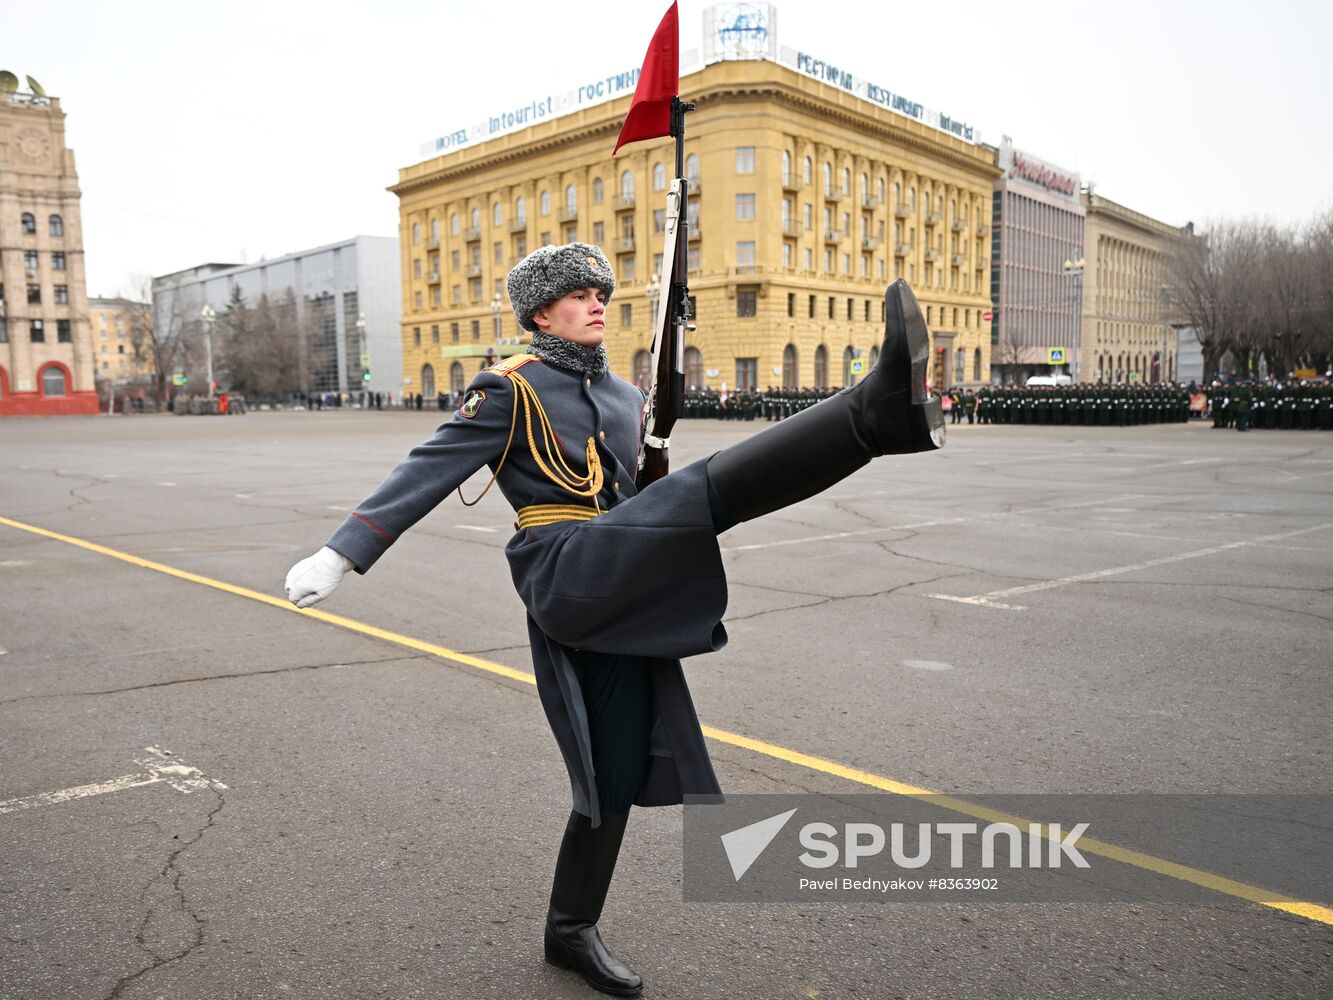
(2, 513), (1328, 927)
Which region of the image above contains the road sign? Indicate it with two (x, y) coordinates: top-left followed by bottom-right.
(359, 354), (371, 368)
(849, 359), (865, 375)
(171, 373), (188, 386)
(1048, 347), (1067, 364)
(983, 310), (993, 322)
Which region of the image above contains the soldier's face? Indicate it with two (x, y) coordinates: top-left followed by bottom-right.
(533, 287), (607, 347)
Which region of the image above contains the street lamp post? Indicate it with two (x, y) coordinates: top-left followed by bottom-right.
(490, 293), (503, 364)
(200, 304), (216, 395)
(1062, 257), (1085, 381)
(645, 272), (661, 332)
(356, 312), (367, 403)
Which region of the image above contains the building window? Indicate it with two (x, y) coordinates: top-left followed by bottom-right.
(450, 249), (460, 270)
(593, 221), (605, 243)
(823, 162), (832, 194)
(737, 288), (757, 317)
(451, 361), (465, 395)
(955, 348), (966, 383)
(565, 185), (577, 213)
(412, 222), (420, 244)
(57, 320), (71, 342)
(824, 249), (833, 272)
(21, 213), (36, 235)
(653, 163), (666, 190)
(451, 284), (461, 303)
(30, 320), (45, 342)
(41, 366), (67, 396)
(736, 241), (756, 269)
(471, 319), (481, 341)
(451, 213), (460, 236)
(54, 285), (69, 304)
(864, 300), (871, 321)
(803, 156), (813, 184)
(808, 295), (816, 318)
(620, 303), (633, 327)
(413, 291), (423, 310)
(620, 255), (636, 281)
(653, 209), (666, 233)
(685, 154), (700, 181)
(814, 344), (828, 388)
(828, 296), (835, 319)
(47, 251), (66, 271)
(620, 171), (635, 200)
(493, 202), (503, 226)
(782, 343), (798, 389)
(974, 348), (982, 381)
(843, 346), (856, 385)
(413, 327), (422, 347)
(515, 196), (526, 225)
(735, 193), (755, 221)
(735, 357), (758, 390)
(841, 167), (851, 195)
(782, 243), (792, 267)
(685, 346), (704, 389)
(431, 218), (440, 240)
(49, 215), (64, 237)
(494, 241), (503, 263)
(632, 349), (653, 389)
(27, 285), (41, 304)
(451, 322), (460, 343)
(846, 298), (854, 320)
(787, 292), (795, 317)
(431, 324), (440, 344)
(736, 146), (755, 174)
(804, 247), (813, 269)
(540, 231), (551, 246)
(25, 250), (39, 269)
(540, 191), (551, 215)
(687, 246), (700, 270)
(564, 223), (577, 243)
(421, 363), (436, 396)
(413, 258), (422, 278)
(781, 150), (792, 183)
(592, 178), (604, 203)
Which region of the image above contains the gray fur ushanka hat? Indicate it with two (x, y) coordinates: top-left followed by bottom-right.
(507, 242), (616, 333)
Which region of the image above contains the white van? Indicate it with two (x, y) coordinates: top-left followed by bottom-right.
(1025, 375), (1073, 387)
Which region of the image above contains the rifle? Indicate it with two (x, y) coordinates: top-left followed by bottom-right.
(637, 95), (695, 489)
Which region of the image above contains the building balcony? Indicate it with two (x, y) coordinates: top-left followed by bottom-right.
(508, 217), (528, 234)
(952, 219), (967, 232)
(976, 224), (990, 237)
(781, 174), (802, 193)
(824, 229), (844, 244)
(427, 270), (441, 284)
(614, 236), (636, 253)
(952, 253), (967, 267)
(861, 235), (882, 250)
(862, 195), (881, 209)
(782, 220), (804, 238)
(465, 226), (482, 241)
(613, 194), (636, 211)
(894, 242), (911, 256)
(426, 236), (440, 249)
(686, 178), (701, 196)
(924, 211), (941, 226)
(924, 248), (940, 261)
(466, 263), (483, 277)
(688, 225), (701, 242)
(894, 203), (911, 219)
(731, 265), (761, 276)
(823, 186), (848, 202)
(558, 206), (578, 223)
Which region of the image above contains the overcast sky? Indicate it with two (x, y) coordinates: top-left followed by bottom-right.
(8, 0), (1330, 298)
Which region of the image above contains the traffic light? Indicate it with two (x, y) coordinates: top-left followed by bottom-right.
(362, 370), (372, 382)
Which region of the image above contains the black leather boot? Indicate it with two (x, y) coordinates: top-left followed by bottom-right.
(706, 279), (944, 526)
(544, 809), (642, 996)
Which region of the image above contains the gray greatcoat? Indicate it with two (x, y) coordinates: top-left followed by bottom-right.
(327, 355), (727, 826)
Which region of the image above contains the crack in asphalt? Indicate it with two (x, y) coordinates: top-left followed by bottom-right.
(722, 572), (960, 624)
(1215, 595), (1333, 624)
(51, 469), (109, 513)
(457, 643), (531, 657)
(105, 787), (225, 1000)
(0, 654), (421, 706)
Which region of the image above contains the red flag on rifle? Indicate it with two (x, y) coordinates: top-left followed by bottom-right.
(612, 2), (679, 155)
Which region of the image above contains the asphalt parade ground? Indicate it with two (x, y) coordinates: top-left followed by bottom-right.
(1, 411), (1330, 1000)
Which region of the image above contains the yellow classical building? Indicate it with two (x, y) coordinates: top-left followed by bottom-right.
(1080, 192), (1190, 384)
(391, 57), (998, 399)
(88, 296), (155, 383)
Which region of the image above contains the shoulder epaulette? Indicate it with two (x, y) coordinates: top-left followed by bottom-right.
(488, 354), (540, 377)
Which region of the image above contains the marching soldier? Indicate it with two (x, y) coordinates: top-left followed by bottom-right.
(284, 243), (945, 996)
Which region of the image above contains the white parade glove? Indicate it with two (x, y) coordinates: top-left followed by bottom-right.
(285, 546), (355, 609)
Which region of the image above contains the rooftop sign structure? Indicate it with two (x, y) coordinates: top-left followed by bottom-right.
(415, 3), (979, 161)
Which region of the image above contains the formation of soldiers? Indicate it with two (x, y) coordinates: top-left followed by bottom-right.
(970, 385), (1192, 425)
(683, 387), (840, 421)
(1207, 380), (1333, 431)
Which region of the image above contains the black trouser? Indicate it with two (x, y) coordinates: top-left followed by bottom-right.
(572, 651), (652, 813)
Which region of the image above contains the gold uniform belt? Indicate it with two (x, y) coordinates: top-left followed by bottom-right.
(516, 504), (603, 529)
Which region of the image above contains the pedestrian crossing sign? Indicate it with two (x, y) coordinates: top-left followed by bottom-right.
(849, 359), (864, 375)
(1048, 347), (1067, 364)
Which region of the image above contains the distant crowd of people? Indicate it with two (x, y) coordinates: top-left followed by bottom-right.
(1206, 379), (1333, 431)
